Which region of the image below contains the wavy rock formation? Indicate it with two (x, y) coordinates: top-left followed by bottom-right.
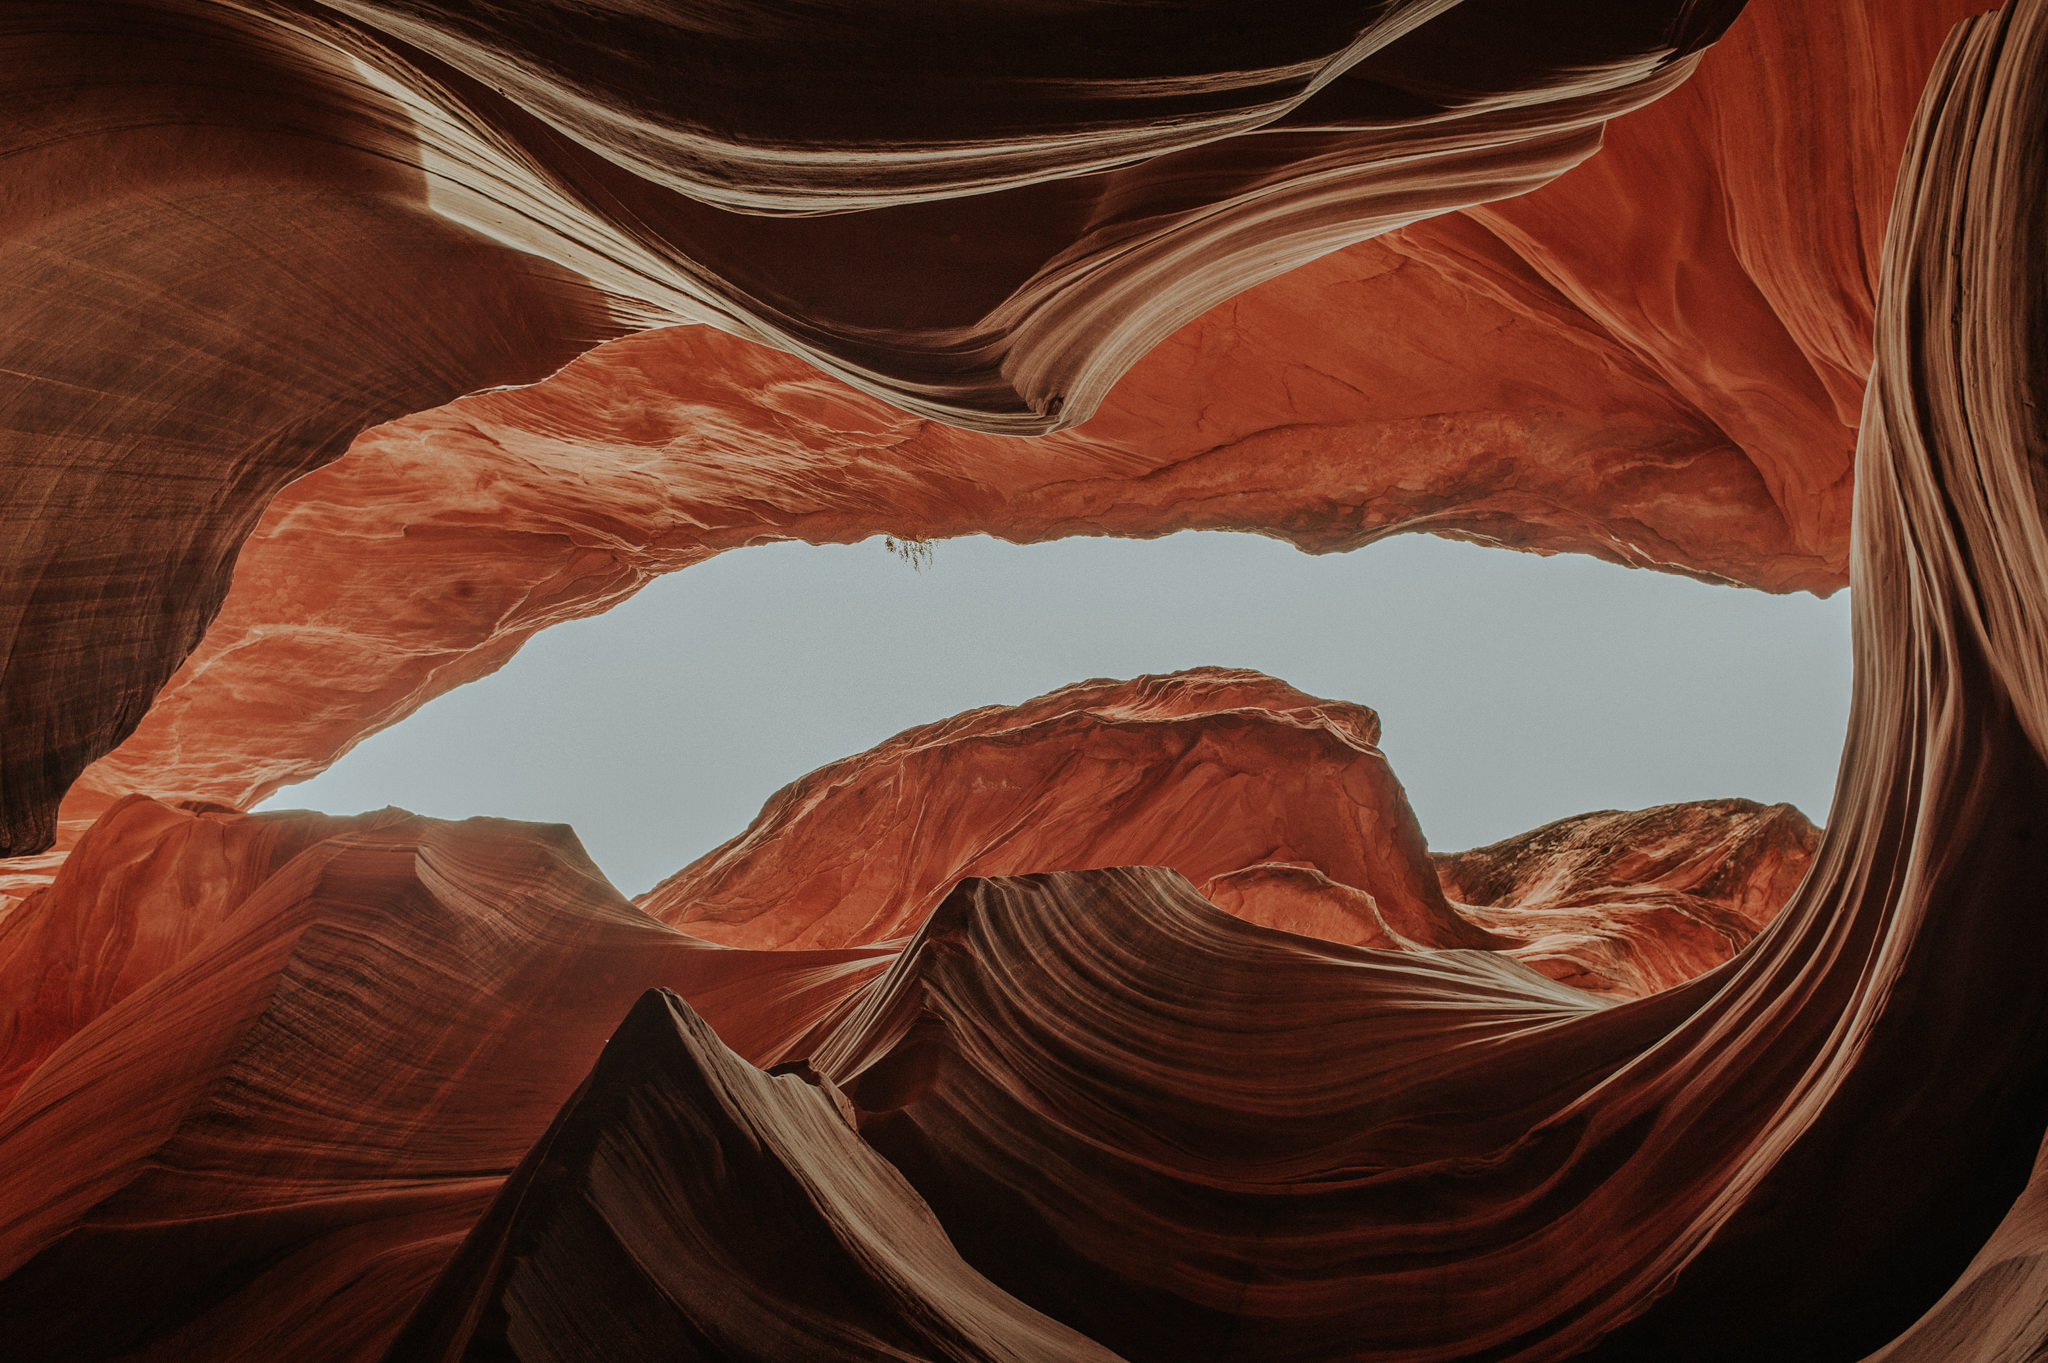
(259, 0), (1737, 431)
(0, 797), (402, 1107)
(0, 0), (1759, 861)
(642, 668), (1491, 952)
(0, 0), (1982, 881)
(0, 779), (1808, 1361)
(1867, 1135), (2048, 1363)
(384, 988), (1122, 1363)
(390, 18), (2048, 1353)
(0, 803), (890, 1361)
(806, 866), (1615, 1362)
(1436, 798), (1820, 994)
(0, 669), (1831, 1359)
(0, 2), (610, 859)
(641, 665), (1815, 997)
(5, 0), (2048, 1358)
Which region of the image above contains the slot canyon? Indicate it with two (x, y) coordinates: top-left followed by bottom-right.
(2, 0), (2045, 1358)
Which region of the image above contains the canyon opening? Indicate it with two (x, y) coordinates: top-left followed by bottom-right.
(5, 2), (2048, 1360)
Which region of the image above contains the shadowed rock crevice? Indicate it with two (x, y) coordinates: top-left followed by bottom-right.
(6, 0), (2048, 1358)
(0, 2), (615, 856)
(382, 987), (1123, 1363)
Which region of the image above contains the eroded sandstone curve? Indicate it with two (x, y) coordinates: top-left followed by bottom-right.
(1434, 798), (1820, 995)
(416, 7), (2048, 1356)
(616, 19), (2048, 1349)
(383, 987), (1125, 1363)
(5, 0), (2048, 1357)
(641, 667), (1482, 952)
(265, 0), (1735, 431)
(0, 0), (1973, 871)
(0, 1), (610, 857)
(640, 665), (1816, 997)
(0, 798), (892, 1359)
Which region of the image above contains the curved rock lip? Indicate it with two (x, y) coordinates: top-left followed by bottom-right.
(7, 0), (1934, 861)
(18, 0), (2048, 1358)
(382, 985), (1124, 1363)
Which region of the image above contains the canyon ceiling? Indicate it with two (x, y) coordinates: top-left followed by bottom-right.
(2, 0), (2045, 1359)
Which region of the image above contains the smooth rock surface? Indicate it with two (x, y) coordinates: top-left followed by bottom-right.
(383, 987), (1124, 1363)
(641, 668), (1493, 952)
(0, 804), (890, 1361)
(0, 0), (1979, 886)
(8, 0), (2048, 1358)
(640, 665), (1817, 997)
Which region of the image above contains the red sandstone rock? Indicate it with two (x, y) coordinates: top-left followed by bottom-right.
(1864, 1136), (2048, 1362)
(0, 678), (1829, 1361)
(274, 0), (1732, 432)
(0, 0), (1978, 885)
(7, 0), (2048, 1360)
(809, 868), (1620, 1361)
(0, 801), (890, 1361)
(641, 668), (1497, 953)
(635, 666), (1817, 998)
(383, 988), (1123, 1363)
(442, 13), (2048, 1355)
(0, 1), (606, 860)
(0, 797), (406, 1107)
(0, 0), (1742, 862)
(1437, 799), (1821, 995)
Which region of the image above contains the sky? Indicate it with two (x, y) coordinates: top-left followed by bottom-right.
(257, 531), (1855, 897)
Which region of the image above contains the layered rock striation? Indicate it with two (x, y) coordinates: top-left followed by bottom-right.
(642, 668), (1488, 952)
(7, 0), (2048, 1359)
(383, 987), (1123, 1363)
(0, 0), (1983, 876)
(389, 20), (2048, 1349)
(0, 800), (893, 1361)
(642, 665), (1816, 998)
(1435, 798), (1820, 995)
(0, 0), (1768, 861)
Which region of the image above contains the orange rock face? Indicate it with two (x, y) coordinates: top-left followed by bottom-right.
(1437, 799), (1820, 995)
(0, 0), (1982, 887)
(642, 668), (1485, 952)
(0, 677), (1826, 1359)
(0, 2), (622, 861)
(0, 0), (1753, 863)
(643, 665), (1816, 997)
(7, 0), (2048, 1360)
(0, 798), (398, 1108)
(384, 987), (1123, 1363)
(0, 798), (892, 1361)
